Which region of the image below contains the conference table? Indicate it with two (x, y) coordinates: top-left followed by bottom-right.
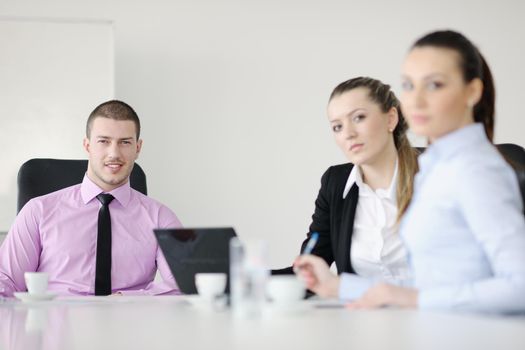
(1, 295), (524, 350)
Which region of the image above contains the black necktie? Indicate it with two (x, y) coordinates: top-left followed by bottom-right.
(95, 193), (114, 296)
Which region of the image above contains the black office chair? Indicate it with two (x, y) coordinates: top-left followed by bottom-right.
(496, 143), (525, 210)
(17, 159), (148, 213)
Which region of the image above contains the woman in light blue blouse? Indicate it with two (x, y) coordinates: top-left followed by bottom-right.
(296, 30), (525, 314)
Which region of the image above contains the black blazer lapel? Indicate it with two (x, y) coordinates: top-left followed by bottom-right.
(336, 183), (359, 274)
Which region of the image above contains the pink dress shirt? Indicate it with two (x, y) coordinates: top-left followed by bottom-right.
(0, 175), (182, 297)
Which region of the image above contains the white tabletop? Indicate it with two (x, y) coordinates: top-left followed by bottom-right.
(1, 295), (524, 350)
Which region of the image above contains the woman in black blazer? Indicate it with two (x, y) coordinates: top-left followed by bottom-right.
(275, 77), (418, 298)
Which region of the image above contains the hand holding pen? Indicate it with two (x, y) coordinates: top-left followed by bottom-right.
(293, 232), (319, 273)
(294, 237), (340, 299)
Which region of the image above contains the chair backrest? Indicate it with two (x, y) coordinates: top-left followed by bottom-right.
(496, 143), (525, 209)
(17, 159), (148, 213)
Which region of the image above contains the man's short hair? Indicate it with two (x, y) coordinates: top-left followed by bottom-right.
(86, 100), (141, 140)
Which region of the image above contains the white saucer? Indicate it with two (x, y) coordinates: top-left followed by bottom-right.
(14, 292), (58, 302)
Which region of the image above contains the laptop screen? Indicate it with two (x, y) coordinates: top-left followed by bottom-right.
(154, 227), (237, 294)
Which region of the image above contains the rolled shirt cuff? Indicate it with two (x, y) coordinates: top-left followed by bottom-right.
(338, 273), (374, 301)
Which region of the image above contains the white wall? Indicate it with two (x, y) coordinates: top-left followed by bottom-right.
(0, 17), (114, 231)
(1, 0), (524, 268)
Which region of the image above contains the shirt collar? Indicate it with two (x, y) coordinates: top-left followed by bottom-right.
(343, 163), (360, 199)
(342, 157), (398, 200)
(418, 123), (487, 171)
(80, 175), (132, 207)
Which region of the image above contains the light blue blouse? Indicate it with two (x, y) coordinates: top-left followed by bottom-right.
(401, 123), (525, 314)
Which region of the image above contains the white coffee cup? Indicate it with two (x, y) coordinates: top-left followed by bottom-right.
(24, 272), (49, 295)
(267, 275), (305, 304)
(195, 273), (227, 300)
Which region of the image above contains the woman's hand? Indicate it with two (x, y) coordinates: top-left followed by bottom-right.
(346, 283), (418, 309)
(294, 255), (340, 298)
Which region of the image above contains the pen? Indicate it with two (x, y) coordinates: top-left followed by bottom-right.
(302, 232), (319, 255)
(293, 232), (320, 274)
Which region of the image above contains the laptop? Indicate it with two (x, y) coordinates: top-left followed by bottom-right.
(154, 227), (237, 294)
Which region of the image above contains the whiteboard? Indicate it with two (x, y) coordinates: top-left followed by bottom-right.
(0, 18), (114, 230)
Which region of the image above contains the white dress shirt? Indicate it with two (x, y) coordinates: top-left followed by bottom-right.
(401, 123), (525, 314)
(339, 160), (411, 300)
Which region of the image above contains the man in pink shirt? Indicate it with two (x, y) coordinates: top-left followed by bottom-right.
(0, 100), (182, 297)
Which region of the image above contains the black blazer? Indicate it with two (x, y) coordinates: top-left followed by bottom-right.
(273, 163), (359, 275)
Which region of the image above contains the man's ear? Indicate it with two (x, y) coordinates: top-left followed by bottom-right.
(83, 137), (90, 153)
(135, 139), (143, 159)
